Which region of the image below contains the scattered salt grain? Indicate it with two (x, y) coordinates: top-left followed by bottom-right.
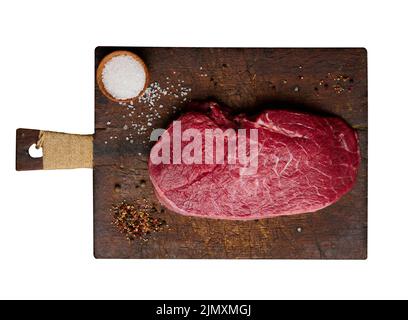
(113, 75), (193, 143)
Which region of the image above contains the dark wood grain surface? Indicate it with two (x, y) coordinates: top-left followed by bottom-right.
(94, 47), (367, 259)
(15, 129), (43, 171)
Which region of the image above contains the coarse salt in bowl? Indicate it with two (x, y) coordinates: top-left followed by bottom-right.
(97, 51), (149, 102)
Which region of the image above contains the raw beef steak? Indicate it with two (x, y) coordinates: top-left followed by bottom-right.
(148, 102), (360, 220)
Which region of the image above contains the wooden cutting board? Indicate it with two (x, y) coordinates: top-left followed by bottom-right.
(16, 47), (367, 259)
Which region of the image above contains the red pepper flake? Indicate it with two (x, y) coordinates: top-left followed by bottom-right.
(333, 84), (345, 94)
(333, 74), (350, 82)
(111, 200), (167, 241)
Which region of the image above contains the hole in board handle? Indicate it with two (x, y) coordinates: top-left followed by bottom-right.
(28, 144), (43, 158)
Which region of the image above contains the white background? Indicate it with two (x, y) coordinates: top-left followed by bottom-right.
(0, 0), (407, 300)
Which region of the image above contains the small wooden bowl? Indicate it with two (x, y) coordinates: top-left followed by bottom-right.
(96, 50), (150, 103)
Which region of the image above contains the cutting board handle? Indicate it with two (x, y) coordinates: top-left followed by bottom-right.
(16, 129), (93, 171)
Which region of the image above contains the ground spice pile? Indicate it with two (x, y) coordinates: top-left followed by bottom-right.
(111, 200), (166, 241)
